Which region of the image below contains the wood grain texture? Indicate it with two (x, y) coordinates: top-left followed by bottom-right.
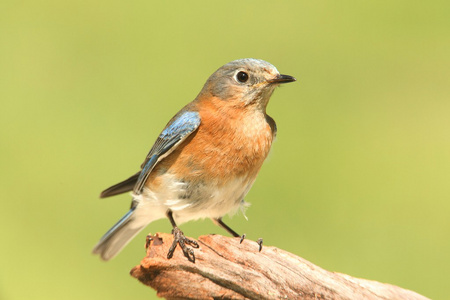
(130, 233), (429, 300)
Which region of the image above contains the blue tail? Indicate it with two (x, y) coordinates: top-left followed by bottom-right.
(92, 207), (148, 260)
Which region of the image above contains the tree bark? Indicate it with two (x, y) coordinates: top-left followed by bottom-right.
(130, 233), (429, 300)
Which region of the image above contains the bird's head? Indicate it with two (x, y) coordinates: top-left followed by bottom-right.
(199, 58), (296, 110)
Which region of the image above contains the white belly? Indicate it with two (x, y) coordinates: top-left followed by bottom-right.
(134, 173), (254, 225)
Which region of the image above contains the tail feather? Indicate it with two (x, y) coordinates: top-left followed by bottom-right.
(92, 207), (149, 261)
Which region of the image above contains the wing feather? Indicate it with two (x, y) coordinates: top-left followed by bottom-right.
(133, 111), (201, 194)
(100, 172), (140, 198)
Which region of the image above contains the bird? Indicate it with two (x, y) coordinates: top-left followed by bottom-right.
(93, 58), (296, 262)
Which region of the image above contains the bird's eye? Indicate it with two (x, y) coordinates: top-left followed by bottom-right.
(236, 71), (249, 83)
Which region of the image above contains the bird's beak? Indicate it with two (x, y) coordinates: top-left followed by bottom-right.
(268, 74), (296, 84)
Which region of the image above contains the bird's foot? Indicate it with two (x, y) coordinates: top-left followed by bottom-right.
(239, 234), (263, 252)
(167, 227), (199, 262)
(239, 234), (246, 244)
(257, 238), (263, 252)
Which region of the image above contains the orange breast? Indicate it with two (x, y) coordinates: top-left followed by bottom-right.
(148, 97), (275, 188)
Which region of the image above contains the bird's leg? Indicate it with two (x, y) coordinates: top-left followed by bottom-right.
(214, 218), (263, 251)
(166, 210), (199, 262)
(214, 217), (241, 237)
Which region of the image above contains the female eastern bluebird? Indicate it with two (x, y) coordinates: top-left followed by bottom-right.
(93, 58), (295, 262)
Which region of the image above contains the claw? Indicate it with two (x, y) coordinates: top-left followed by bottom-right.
(145, 234), (153, 249)
(257, 238), (263, 252)
(167, 227), (199, 263)
(240, 234), (246, 244)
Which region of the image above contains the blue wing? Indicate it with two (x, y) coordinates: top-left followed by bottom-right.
(133, 111), (201, 195)
(100, 172), (140, 198)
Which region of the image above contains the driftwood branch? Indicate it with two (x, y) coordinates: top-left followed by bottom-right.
(130, 233), (428, 300)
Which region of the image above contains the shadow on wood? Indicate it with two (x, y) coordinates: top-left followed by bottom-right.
(130, 233), (429, 300)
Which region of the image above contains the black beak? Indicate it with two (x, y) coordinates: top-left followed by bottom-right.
(268, 74), (296, 84)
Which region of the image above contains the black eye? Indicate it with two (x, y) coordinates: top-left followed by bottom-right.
(236, 71), (249, 83)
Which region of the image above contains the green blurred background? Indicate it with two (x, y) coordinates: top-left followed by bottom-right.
(1, 1), (449, 299)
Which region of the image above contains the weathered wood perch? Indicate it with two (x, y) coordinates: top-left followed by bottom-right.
(130, 233), (429, 300)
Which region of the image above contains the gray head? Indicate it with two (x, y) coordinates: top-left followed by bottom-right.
(199, 58), (295, 109)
